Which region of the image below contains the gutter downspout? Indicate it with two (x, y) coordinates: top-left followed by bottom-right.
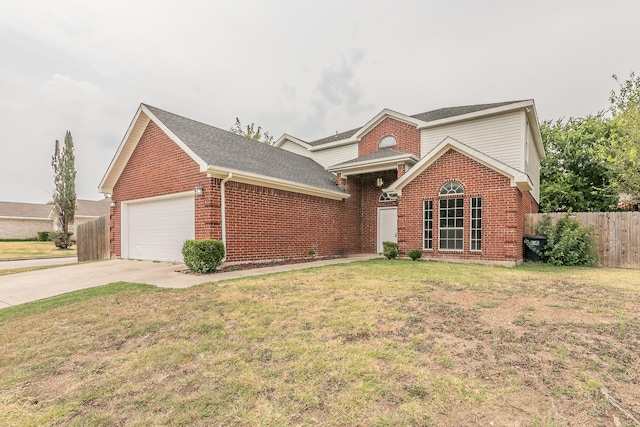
(220, 172), (233, 262)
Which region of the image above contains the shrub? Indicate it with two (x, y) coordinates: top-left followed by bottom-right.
(51, 231), (73, 249)
(182, 239), (225, 273)
(382, 241), (398, 260)
(408, 249), (423, 261)
(534, 214), (597, 266)
(36, 231), (51, 241)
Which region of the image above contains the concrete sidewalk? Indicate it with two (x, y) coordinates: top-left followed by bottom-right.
(0, 255), (377, 309)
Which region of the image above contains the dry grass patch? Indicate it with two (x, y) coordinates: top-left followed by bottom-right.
(0, 241), (76, 260)
(0, 261), (639, 426)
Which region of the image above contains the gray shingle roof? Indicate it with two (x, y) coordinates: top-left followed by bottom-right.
(309, 101), (526, 147)
(410, 101), (524, 122)
(0, 199), (111, 219)
(76, 199), (111, 217)
(331, 149), (415, 168)
(0, 202), (53, 219)
(144, 105), (344, 194)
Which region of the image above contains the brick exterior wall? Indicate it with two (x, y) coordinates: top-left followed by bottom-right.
(358, 117), (420, 157)
(110, 121), (363, 261)
(398, 149), (530, 263)
(110, 121), (210, 257)
(110, 118), (536, 265)
(0, 218), (53, 239)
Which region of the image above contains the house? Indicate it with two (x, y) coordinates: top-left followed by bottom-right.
(0, 199), (111, 240)
(99, 101), (543, 266)
(0, 202), (55, 240)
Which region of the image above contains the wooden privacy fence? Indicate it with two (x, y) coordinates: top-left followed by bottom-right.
(525, 212), (640, 269)
(76, 215), (110, 262)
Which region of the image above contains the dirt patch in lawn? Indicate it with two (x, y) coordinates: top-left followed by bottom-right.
(1, 260), (639, 426)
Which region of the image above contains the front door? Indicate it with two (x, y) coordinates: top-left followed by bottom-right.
(377, 207), (398, 253)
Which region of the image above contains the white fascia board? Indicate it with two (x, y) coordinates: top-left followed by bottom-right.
(387, 137), (530, 194)
(141, 105), (208, 172)
(308, 139), (358, 152)
(274, 134), (312, 150)
(418, 100), (535, 130)
(98, 105), (149, 194)
(207, 166), (349, 201)
(327, 154), (419, 175)
(351, 108), (425, 140)
(0, 216), (52, 221)
(524, 101), (545, 158)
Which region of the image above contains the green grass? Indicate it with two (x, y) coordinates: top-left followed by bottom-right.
(0, 241), (76, 260)
(1, 260), (639, 426)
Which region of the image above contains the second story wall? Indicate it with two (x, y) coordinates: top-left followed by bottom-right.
(421, 111), (525, 172)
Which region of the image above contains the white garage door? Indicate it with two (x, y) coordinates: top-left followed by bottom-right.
(123, 193), (195, 262)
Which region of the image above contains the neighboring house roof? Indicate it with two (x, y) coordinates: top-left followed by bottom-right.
(0, 199), (111, 220)
(0, 201), (53, 220)
(75, 198), (111, 218)
(100, 105), (347, 200)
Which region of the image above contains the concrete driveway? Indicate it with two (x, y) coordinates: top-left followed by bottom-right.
(0, 255), (376, 309)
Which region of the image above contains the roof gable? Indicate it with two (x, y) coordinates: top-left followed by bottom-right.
(385, 136), (532, 195)
(100, 104), (346, 199)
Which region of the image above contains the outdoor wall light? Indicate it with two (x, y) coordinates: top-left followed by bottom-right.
(195, 184), (204, 196)
(376, 177), (384, 187)
(110, 199), (117, 208)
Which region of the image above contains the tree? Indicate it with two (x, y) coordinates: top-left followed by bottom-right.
(51, 131), (77, 249)
(539, 115), (618, 212)
(607, 72), (640, 202)
(230, 117), (274, 145)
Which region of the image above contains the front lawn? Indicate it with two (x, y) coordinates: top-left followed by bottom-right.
(0, 241), (76, 260)
(0, 260), (638, 426)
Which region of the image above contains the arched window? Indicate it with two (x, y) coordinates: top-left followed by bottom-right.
(379, 135), (397, 148)
(379, 192), (397, 202)
(439, 181), (464, 195)
(438, 182), (464, 250)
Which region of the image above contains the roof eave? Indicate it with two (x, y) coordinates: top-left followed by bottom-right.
(328, 154), (419, 176)
(417, 100), (535, 130)
(207, 166), (349, 201)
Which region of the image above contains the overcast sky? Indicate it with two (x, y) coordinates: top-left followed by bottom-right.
(1, 0), (638, 204)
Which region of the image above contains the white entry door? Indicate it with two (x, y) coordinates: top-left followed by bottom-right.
(377, 207), (398, 253)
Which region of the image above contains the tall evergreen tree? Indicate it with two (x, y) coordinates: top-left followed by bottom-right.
(51, 131), (77, 249)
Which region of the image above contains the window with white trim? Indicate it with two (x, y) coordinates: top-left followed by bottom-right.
(423, 200), (433, 250)
(438, 182), (464, 250)
(471, 197), (482, 251)
(379, 135), (397, 148)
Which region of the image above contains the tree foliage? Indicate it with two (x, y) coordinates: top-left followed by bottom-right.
(539, 115), (618, 212)
(51, 131), (76, 249)
(230, 117), (274, 145)
(607, 72), (640, 202)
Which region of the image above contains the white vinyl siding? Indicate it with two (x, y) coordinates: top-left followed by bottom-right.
(312, 143), (359, 168)
(526, 125), (541, 202)
(421, 111), (524, 171)
(279, 140), (312, 158)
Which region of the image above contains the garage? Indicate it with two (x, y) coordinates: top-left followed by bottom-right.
(122, 192), (195, 262)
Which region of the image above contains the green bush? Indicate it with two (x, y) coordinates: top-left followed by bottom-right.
(36, 231), (51, 242)
(182, 239), (225, 273)
(408, 249), (423, 261)
(533, 214), (597, 266)
(382, 241), (398, 260)
(51, 231), (73, 249)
